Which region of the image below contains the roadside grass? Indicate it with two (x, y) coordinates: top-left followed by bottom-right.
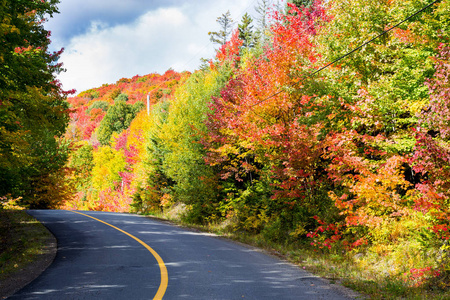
(144, 208), (450, 300)
(215, 232), (450, 299)
(0, 209), (52, 282)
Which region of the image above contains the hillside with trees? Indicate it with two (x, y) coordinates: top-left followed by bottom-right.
(63, 70), (190, 211)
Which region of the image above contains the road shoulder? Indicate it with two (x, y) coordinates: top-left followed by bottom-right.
(0, 211), (57, 299)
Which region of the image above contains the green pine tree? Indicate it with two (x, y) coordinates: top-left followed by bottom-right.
(238, 13), (255, 49)
(254, 0), (271, 47)
(96, 101), (144, 145)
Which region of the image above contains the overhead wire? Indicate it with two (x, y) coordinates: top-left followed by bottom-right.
(249, 0), (441, 109)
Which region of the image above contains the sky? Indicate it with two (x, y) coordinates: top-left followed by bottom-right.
(45, 0), (267, 93)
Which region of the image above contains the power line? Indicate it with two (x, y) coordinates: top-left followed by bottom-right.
(249, 0), (441, 108)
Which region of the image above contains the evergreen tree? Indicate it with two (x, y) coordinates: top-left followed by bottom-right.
(96, 101), (144, 145)
(254, 0), (271, 46)
(289, 0), (313, 8)
(286, 0), (314, 16)
(238, 13), (255, 49)
(208, 10), (234, 46)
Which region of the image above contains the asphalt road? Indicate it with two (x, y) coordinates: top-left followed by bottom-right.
(10, 210), (356, 299)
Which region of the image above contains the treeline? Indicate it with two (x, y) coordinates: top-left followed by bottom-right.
(0, 1), (72, 208)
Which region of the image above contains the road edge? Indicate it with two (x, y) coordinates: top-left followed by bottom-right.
(142, 214), (366, 299)
(0, 214), (57, 299)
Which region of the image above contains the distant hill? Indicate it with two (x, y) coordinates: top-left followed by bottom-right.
(66, 69), (190, 143)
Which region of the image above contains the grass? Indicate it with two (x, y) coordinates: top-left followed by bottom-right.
(223, 235), (450, 299)
(0, 209), (53, 282)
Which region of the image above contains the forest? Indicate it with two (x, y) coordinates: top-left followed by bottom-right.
(1, 0), (450, 293)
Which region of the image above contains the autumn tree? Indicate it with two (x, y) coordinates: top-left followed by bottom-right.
(90, 145), (126, 199)
(133, 100), (174, 214)
(147, 70), (230, 223)
(202, 2), (329, 240)
(303, 0), (450, 266)
(62, 71), (188, 211)
(68, 142), (94, 192)
(87, 101), (109, 114)
(0, 0), (72, 208)
(412, 44), (450, 241)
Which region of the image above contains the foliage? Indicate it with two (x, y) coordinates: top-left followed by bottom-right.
(131, 101), (172, 214)
(63, 71), (189, 211)
(408, 44), (450, 285)
(68, 141), (94, 191)
(96, 101), (143, 145)
(304, 0), (450, 288)
(238, 13), (255, 49)
(289, 0), (313, 8)
(114, 93), (128, 102)
(0, 0), (72, 208)
(253, 0), (272, 47)
(202, 1), (328, 238)
(153, 70), (230, 223)
(86, 100), (109, 114)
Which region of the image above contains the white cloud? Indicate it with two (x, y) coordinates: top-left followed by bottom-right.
(49, 0), (264, 93)
(58, 7), (193, 92)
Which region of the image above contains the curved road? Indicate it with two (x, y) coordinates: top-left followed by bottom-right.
(11, 210), (356, 299)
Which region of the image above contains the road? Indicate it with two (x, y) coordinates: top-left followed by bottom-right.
(10, 210), (356, 299)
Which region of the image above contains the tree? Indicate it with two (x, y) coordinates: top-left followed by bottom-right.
(150, 70), (230, 223)
(96, 101), (144, 145)
(289, 0), (313, 9)
(411, 44), (450, 241)
(133, 100), (174, 214)
(68, 142), (94, 191)
(91, 146), (126, 195)
(202, 2), (328, 239)
(61, 71), (189, 211)
(114, 93), (128, 102)
(87, 101), (109, 114)
(304, 0), (450, 259)
(0, 0), (72, 208)
(238, 13), (255, 49)
(208, 10), (234, 46)
(254, 0), (271, 46)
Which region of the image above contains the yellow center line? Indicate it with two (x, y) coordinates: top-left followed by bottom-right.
(72, 211), (168, 300)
